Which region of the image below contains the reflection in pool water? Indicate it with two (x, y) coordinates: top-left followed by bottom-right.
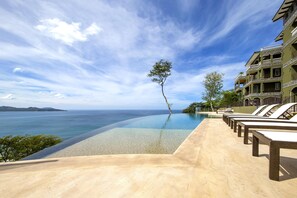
(25, 113), (207, 159)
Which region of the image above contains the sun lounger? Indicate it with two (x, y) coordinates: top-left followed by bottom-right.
(223, 105), (267, 123)
(252, 130), (297, 181)
(237, 122), (297, 144)
(230, 103), (297, 131)
(226, 104), (278, 126)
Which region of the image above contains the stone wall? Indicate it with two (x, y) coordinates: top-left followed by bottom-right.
(232, 106), (257, 114)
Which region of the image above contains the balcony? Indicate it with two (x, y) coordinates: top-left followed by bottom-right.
(272, 58), (282, 65)
(235, 74), (246, 82)
(283, 80), (297, 88)
(246, 64), (260, 73)
(247, 59), (281, 72)
(261, 77), (282, 82)
(261, 45), (282, 51)
(235, 87), (243, 93)
(262, 59), (271, 65)
(283, 56), (297, 68)
(244, 77), (281, 87)
(261, 58), (282, 67)
(292, 26), (297, 37)
(284, 29), (297, 48)
(244, 92), (281, 98)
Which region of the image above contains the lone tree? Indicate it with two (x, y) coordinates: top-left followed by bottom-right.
(148, 59), (172, 114)
(202, 72), (223, 112)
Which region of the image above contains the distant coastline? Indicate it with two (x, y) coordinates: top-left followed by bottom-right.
(0, 106), (65, 112)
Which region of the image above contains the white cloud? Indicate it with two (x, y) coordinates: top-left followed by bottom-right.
(53, 93), (65, 99)
(13, 67), (24, 73)
(0, 0), (282, 109)
(1, 94), (15, 100)
(202, 0), (282, 47)
(85, 23), (102, 35)
(35, 18), (102, 45)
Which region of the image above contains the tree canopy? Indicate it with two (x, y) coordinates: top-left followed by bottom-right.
(148, 59), (172, 114)
(182, 102), (207, 113)
(202, 72), (223, 112)
(219, 90), (241, 107)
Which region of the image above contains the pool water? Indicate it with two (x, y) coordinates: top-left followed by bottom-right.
(26, 113), (207, 159)
(122, 114), (204, 129)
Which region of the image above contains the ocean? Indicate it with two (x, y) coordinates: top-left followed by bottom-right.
(0, 110), (181, 139)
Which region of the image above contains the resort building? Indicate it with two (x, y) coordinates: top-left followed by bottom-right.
(273, 0), (297, 103)
(234, 0), (297, 106)
(235, 46), (282, 106)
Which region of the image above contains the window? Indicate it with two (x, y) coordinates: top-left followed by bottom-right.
(272, 53), (281, 59)
(262, 55), (270, 61)
(253, 84), (260, 93)
(273, 68), (281, 77)
(275, 82), (281, 91)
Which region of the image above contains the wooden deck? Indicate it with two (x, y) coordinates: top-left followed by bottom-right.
(0, 119), (297, 197)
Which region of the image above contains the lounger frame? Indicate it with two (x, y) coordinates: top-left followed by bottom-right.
(252, 131), (297, 181)
(237, 122), (297, 144)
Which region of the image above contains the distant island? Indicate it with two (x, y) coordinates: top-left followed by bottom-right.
(0, 106), (65, 112)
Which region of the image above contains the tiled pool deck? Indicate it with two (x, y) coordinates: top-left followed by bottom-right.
(0, 118), (297, 197)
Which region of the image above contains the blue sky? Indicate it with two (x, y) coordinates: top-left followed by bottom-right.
(0, 0), (283, 110)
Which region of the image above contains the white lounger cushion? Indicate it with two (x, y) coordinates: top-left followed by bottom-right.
(252, 105), (268, 115)
(257, 131), (297, 142)
(257, 104), (279, 117)
(241, 122), (297, 127)
(232, 118), (284, 121)
(232, 114), (297, 121)
(268, 103), (297, 118)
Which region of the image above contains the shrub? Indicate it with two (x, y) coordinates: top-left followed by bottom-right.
(0, 135), (62, 162)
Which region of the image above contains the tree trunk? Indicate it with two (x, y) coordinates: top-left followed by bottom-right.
(209, 100), (214, 112)
(161, 85), (172, 114)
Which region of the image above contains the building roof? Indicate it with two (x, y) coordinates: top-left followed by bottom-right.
(272, 0), (295, 22)
(260, 45), (283, 52)
(245, 51), (260, 66)
(235, 74), (246, 84)
(275, 31), (284, 42)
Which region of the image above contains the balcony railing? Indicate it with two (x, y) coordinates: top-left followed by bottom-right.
(235, 87), (243, 92)
(244, 92), (281, 98)
(283, 56), (297, 68)
(244, 77), (281, 87)
(246, 64), (260, 71)
(235, 74), (246, 82)
(260, 45), (282, 51)
(272, 58), (282, 64)
(262, 58), (282, 66)
(284, 29), (297, 48)
(292, 26), (297, 37)
(259, 77), (280, 82)
(262, 59), (271, 64)
(247, 59), (281, 71)
(283, 80), (297, 88)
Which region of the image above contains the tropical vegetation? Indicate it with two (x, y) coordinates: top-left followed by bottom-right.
(0, 134), (62, 162)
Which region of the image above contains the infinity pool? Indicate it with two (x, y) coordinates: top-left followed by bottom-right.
(26, 113), (207, 159)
